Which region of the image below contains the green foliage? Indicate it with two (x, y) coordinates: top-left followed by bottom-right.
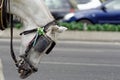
(14, 23), (23, 29)
(58, 22), (120, 32)
(13, 21), (120, 32)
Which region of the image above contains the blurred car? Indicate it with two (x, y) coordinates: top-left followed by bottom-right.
(76, 0), (102, 10)
(44, 0), (77, 20)
(63, 0), (120, 24)
(75, 0), (112, 10)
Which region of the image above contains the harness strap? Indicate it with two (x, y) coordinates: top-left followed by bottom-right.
(20, 20), (57, 35)
(10, 14), (18, 67)
(7, 0), (19, 67)
(19, 55), (38, 72)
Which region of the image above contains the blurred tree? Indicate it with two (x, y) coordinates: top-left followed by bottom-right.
(100, 0), (107, 3)
(69, 0), (78, 9)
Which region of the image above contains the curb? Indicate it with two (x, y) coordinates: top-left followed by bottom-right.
(0, 59), (5, 80)
(0, 28), (120, 42)
(58, 31), (120, 42)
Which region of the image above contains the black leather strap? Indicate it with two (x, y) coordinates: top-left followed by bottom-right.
(10, 14), (18, 67)
(20, 20), (57, 35)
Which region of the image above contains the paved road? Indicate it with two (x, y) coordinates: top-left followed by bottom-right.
(1, 39), (120, 80)
(0, 59), (4, 80)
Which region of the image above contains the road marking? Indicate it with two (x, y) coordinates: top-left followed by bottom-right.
(0, 59), (4, 80)
(1, 38), (120, 45)
(41, 61), (120, 67)
(54, 48), (120, 52)
(58, 40), (120, 45)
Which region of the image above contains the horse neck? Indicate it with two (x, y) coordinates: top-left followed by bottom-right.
(10, 0), (54, 30)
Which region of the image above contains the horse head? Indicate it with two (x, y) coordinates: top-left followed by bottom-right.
(8, 0), (67, 79)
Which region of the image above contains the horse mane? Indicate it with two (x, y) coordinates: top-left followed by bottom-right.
(0, 0), (8, 30)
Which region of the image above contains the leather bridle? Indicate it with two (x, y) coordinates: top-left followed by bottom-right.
(10, 19), (57, 69)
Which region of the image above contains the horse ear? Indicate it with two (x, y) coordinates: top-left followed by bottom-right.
(57, 26), (67, 33)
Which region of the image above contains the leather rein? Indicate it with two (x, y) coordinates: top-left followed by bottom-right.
(0, 0), (18, 67)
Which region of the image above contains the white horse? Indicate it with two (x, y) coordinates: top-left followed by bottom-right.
(8, 0), (67, 79)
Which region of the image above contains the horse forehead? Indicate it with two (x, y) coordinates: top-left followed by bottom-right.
(11, 0), (40, 9)
(11, 0), (53, 25)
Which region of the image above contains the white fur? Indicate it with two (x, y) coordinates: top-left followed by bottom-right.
(9, 0), (67, 67)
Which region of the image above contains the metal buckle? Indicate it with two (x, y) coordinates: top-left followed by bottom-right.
(18, 55), (38, 79)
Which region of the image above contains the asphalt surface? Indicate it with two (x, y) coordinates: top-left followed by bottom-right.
(1, 39), (120, 80)
(0, 59), (4, 80)
(0, 6), (120, 80)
